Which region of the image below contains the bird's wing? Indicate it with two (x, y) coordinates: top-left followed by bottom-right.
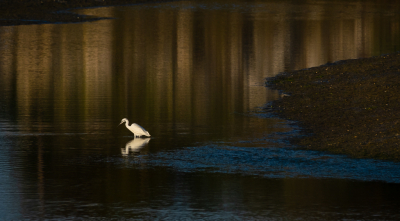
(131, 123), (148, 132)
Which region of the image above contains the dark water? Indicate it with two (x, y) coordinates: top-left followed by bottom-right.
(1, 0), (400, 219)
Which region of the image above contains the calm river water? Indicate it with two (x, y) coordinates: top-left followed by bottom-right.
(1, 0), (400, 220)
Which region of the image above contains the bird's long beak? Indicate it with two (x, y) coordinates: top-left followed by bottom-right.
(118, 122), (123, 126)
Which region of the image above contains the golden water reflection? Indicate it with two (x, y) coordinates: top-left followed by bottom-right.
(1, 0), (400, 219)
(1, 0), (400, 135)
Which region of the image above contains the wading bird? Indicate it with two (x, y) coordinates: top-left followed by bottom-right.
(118, 118), (151, 137)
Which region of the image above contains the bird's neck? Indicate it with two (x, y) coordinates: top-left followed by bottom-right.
(125, 120), (130, 127)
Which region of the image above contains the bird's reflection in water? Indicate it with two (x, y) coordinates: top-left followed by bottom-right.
(121, 138), (151, 156)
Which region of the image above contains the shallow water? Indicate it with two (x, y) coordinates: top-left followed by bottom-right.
(1, 0), (400, 219)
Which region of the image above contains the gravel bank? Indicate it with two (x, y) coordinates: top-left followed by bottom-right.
(266, 53), (400, 161)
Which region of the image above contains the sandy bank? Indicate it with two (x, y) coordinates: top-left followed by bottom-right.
(0, 0), (163, 26)
(266, 53), (400, 161)
(3, 1), (399, 161)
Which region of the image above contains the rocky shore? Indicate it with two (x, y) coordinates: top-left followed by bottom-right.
(2, 0), (399, 161)
(0, 0), (159, 26)
(266, 53), (400, 161)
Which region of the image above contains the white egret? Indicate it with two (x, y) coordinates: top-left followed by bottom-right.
(121, 138), (151, 156)
(118, 118), (151, 137)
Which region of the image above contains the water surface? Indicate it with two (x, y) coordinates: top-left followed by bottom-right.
(1, 0), (400, 219)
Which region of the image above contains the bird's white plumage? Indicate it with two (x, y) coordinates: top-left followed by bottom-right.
(119, 118), (151, 137)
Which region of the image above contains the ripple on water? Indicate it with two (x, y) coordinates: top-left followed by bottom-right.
(109, 144), (400, 183)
